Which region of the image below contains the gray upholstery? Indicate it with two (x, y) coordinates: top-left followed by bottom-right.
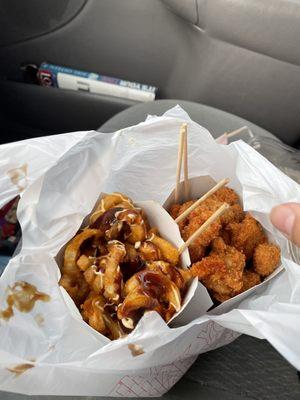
(1, 0), (300, 144)
(162, 0), (300, 145)
(0, 0), (86, 47)
(99, 99), (275, 140)
(163, 0), (300, 65)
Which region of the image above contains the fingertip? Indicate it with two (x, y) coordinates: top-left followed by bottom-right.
(270, 204), (295, 237)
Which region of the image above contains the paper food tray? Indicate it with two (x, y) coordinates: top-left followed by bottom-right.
(163, 175), (284, 314)
(56, 193), (213, 333)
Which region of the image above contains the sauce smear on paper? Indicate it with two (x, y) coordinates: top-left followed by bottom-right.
(0, 281), (50, 321)
(128, 343), (145, 357)
(7, 363), (34, 376)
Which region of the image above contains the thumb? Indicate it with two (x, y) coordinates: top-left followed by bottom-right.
(270, 203), (300, 247)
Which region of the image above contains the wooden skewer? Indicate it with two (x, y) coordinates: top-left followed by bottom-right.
(225, 125), (248, 138)
(175, 178), (229, 224)
(182, 125), (189, 200)
(178, 203), (229, 255)
(216, 126), (249, 144)
(174, 123), (187, 203)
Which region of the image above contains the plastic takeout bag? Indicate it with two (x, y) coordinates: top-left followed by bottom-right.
(0, 130), (92, 209)
(0, 106), (300, 396)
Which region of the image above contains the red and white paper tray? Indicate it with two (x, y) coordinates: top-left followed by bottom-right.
(0, 105), (299, 396)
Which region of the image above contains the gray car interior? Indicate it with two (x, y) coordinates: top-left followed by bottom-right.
(0, 1), (299, 399)
(0, 0), (300, 145)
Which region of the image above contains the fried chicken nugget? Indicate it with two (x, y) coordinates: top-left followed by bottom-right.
(169, 203), (181, 220)
(211, 236), (228, 252)
(212, 292), (231, 303)
(191, 254), (226, 280)
(219, 229), (231, 244)
(180, 208), (221, 263)
(170, 204), (207, 263)
(215, 270), (261, 302)
(211, 187), (240, 205)
(170, 201), (195, 230)
(253, 243), (281, 277)
(239, 270), (261, 292)
(220, 203), (245, 226)
(192, 238), (245, 299)
(226, 214), (267, 260)
(190, 198), (244, 226)
(187, 243), (206, 263)
(182, 210), (222, 248)
(169, 191), (243, 265)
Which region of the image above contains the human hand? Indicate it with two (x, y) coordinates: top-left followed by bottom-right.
(270, 203), (300, 247)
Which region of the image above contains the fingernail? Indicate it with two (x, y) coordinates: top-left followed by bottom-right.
(271, 205), (295, 236)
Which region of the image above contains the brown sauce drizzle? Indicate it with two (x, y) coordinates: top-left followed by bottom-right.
(137, 270), (166, 299)
(120, 258), (145, 282)
(0, 281), (50, 321)
(116, 209), (142, 224)
(90, 207), (123, 230)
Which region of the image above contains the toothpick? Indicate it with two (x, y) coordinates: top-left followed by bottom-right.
(174, 124), (187, 203)
(175, 178), (229, 224)
(226, 126), (248, 138)
(178, 203), (229, 255)
(182, 125), (189, 200)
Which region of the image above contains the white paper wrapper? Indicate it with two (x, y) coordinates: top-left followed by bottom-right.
(0, 130), (93, 209)
(0, 105), (300, 397)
